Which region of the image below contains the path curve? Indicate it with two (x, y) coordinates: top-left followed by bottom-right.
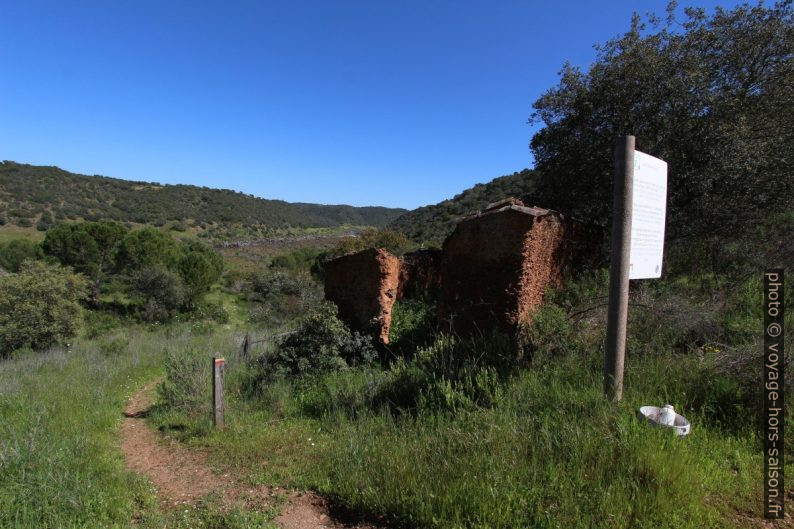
(120, 380), (374, 529)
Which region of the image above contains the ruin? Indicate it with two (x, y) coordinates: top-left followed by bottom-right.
(323, 199), (601, 344)
(323, 248), (401, 344)
(439, 199), (601, 337)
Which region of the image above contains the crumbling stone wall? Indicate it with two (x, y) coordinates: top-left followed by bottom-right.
(323, 199), (601, 344)
(323, 248), (401, 344)
(438, 200), (599, 337)
(397, 249), (442, 299)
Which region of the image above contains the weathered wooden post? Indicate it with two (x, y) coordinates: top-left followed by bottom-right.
(212, 354), (225, 429)
(604, 136), (668, 402)
(242, 333), (251, 359)
(604, 135), (634, 402)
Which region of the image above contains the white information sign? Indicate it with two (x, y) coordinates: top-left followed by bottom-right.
(629, 151), (667, 279)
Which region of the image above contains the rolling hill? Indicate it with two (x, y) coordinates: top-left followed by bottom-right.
(389, 169), (538, 244)
(0, 161), (406, 231)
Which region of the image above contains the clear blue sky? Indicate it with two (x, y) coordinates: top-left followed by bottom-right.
(0, 1), (739, 209)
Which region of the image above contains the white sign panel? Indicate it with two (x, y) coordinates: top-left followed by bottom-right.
(629, 151), (667, 279)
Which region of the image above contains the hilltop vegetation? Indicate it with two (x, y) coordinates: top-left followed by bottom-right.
(0, 161), (405, 231)
(390, 169), (538, 245)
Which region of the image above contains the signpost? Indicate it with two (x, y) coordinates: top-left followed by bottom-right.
(212, 354), (225, 429)
(604, 136), (668, 402)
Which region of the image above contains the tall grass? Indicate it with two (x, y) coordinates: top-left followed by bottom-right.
(151, 272), (791, 529)
(0, 330), (163, 527)
(0, 324), (279, 528)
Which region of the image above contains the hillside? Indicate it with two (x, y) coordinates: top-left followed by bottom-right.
(390, 169), (538, 243)
(0, 161), (406, 231)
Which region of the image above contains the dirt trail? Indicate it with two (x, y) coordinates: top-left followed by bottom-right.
(120, 380), (374, 529)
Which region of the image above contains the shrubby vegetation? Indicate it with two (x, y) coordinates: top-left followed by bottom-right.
(529, 1), (793, 273)
(0, 161), (405, 231)
(0, 238), (44, 273)
(390, 169), (538, 245)
(0, 261), (87, 357)
(41, 221), (224, 321)
(258, 302), (376, 379)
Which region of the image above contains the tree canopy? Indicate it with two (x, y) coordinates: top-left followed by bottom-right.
(530, 1), (793, 269)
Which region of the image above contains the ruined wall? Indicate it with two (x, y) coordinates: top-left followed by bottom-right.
(397, 249), (442, 299)
(323, 248), (401, 344)
(438, 202), (595, 338)
(439, 206), (542, 336)
(323, 199), (602, 345)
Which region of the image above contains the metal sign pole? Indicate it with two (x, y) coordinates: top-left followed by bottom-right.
(604, 135), (634, 402)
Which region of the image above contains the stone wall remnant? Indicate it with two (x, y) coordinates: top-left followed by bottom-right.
(323, 198), (602, 345)
(438, 199), (601, 337)
(323, 248), (401, 344)
(397, 248), (442, 300)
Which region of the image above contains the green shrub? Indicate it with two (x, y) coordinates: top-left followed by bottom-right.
(247, 270), (321, 325)
(377, 333), (516, 412)
(263, 302), (376, 378)
(0, 238), (44, 272)
(0, 261), (88, 356)
(131, 265), (187, 322)
(387, 297), (437, 355)
(82, 310), (122, 339)
(270, 247), (324, 271)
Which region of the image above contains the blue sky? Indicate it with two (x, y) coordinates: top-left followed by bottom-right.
(0, 1), (740, 209)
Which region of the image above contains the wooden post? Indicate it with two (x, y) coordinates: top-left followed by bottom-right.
(604, 135), (634, 402)
(212, 354), (225, 429)
(242, 333), (250, 359)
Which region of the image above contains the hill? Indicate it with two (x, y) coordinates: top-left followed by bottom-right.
(0, 161), (406, 231)
(390, 169), (538, 243)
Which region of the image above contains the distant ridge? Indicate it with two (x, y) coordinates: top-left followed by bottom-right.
(390, 169), (538, 244)
(0, 161), (406, 230)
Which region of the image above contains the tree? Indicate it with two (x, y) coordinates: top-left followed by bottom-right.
(0, 239), (43, 272)
(529, 1), (793, 272)
(0, 261), (88, 356)
(115, 227), (179, 272)
(177, 241), (224, 300)
(131, 266), (187, 322)
(43, 221), (128, 305)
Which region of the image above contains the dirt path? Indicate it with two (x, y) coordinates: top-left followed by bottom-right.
(120, 380), (374, 529)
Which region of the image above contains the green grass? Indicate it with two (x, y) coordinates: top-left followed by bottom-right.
(1, 270), (789, 528)
(0, 325), (279, 528)
(154, 344), (768, 529)
(148, 272), (792, 529)
(0, 225), (44, 244)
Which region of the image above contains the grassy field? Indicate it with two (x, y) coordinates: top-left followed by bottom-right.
(1, 258), (790, 528)
(0, 225), (45, 244)
(0, 324), (280, 528)
(146, 272), (792, 529)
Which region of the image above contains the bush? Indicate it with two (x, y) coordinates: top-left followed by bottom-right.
(247, 270), (321, 325)
(377, 333), (516, 412)
(82, 310), (122, 339)
(0, 239), (44, 272)
(131, 266), (187, 322)
(263, 302), (376, 378)
(0, 261), (88, 356)
(388, 297), (437, 355)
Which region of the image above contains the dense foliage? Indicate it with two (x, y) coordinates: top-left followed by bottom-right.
(322, 228), (412, 259)
(0, 261), (87, 356)
(389, 169), (537, 244)
(261, 302), (376, 378)
(0, 239), (43, 273)
(0, 161), (405, 231)
(530, 1), (794, 272)
(39, 221), (225, 322)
